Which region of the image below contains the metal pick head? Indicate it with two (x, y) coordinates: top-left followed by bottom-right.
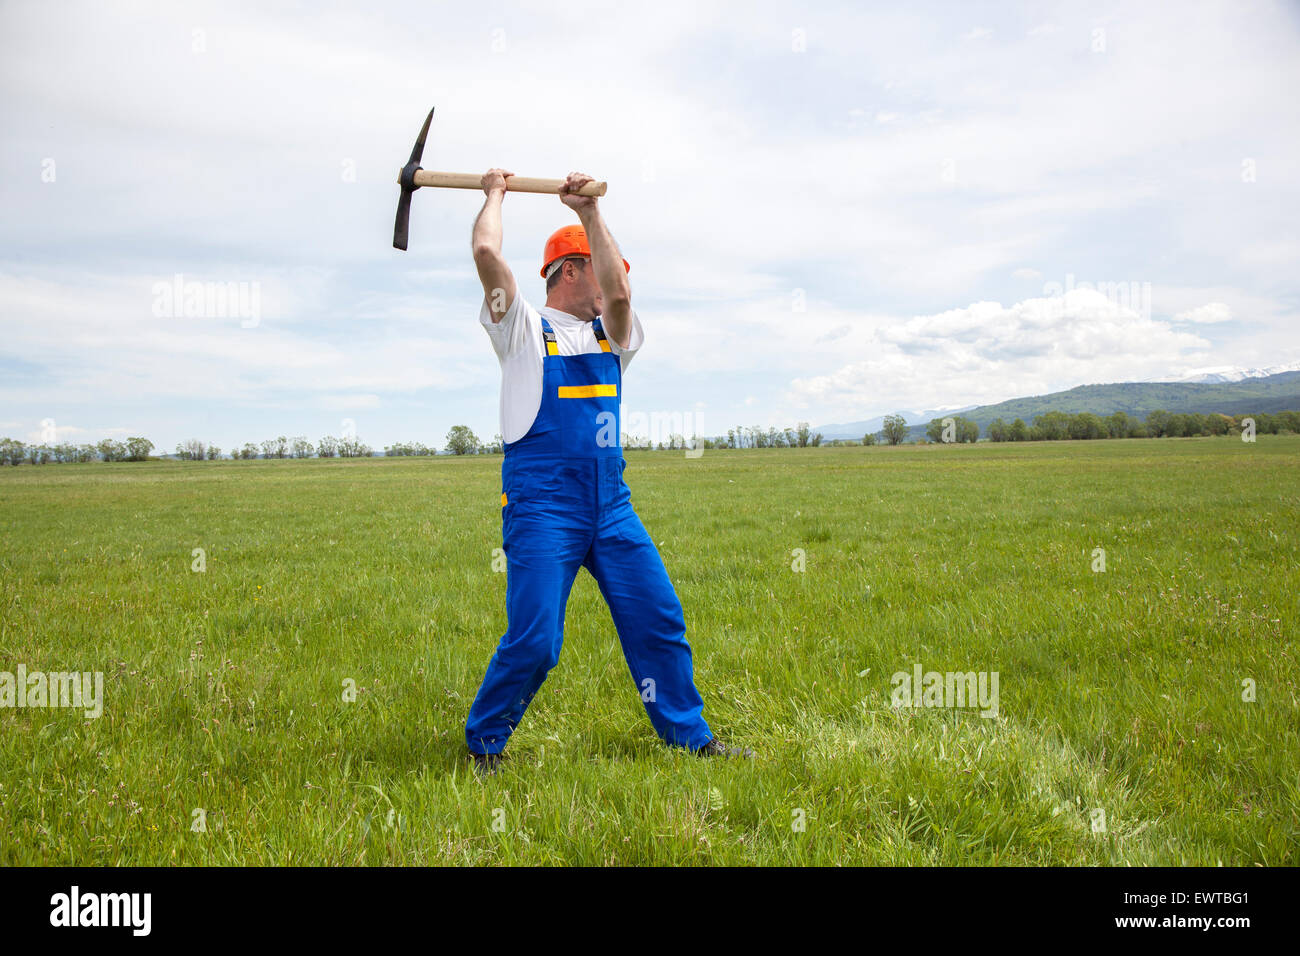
(393, 107), (434, 251)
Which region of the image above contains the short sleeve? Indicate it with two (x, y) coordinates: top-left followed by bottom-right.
(607, 309), (645, 373)
(480, 292), (533, 362)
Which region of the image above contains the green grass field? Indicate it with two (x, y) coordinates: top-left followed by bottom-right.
(1, 438), (1296, 865)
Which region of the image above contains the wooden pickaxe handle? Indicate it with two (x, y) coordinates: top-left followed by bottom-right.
(407, 170), (607, 196)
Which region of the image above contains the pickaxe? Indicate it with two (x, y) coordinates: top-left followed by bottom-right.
(393, 107), (608, 250)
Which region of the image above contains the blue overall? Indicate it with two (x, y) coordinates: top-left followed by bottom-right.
(465, 315), (712, 755)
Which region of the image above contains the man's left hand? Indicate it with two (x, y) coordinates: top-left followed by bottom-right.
(558, 171), (598, 213)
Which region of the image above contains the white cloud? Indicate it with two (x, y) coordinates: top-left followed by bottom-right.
(787, 290), (1213, 419)
(1174, 302), (1233, 324)
(0, 269), (489, 411)
(1238, 240), (1300, 266)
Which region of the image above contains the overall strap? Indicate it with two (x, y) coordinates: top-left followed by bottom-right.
(591, 318), (612, 353)
(540, 316), (559, 356)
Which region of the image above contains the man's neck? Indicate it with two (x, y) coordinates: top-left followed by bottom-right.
(542, 302), (592, 321)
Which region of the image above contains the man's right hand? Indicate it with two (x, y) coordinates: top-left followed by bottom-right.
(481, 168), (514, 196)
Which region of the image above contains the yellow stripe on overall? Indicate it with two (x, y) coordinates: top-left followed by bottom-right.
(558, 383), (618, 398)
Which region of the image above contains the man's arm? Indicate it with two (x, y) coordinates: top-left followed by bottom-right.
(472, 168), (518, 323)
(559, 171), (632, 348)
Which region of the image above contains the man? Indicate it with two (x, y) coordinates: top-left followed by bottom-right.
(465, 167), (751, 776)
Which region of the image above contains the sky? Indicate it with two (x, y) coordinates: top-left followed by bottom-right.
(2, 0), (1298, 452)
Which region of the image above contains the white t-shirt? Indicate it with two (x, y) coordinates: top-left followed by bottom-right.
(480, 292), (645, 445)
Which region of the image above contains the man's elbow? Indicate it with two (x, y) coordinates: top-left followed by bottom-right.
(472, 244), (501, 264)
(605, 296), (633, 347)
(605, 288), (631, 313)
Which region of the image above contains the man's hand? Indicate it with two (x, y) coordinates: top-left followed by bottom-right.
(558, 171), (598, 213)
(481, 168), (514, 196)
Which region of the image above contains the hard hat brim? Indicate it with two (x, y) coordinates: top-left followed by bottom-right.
(539, 256), (631, 278)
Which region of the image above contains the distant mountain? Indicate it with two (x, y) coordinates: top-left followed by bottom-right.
(1166, 361), (1300, 384)
(817, 405), (977, 441)
(892, 370), (1300, 439)
(823, 370), (1300, 442)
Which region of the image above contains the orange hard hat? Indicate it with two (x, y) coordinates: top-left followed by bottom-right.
(540, 224), (630, 278)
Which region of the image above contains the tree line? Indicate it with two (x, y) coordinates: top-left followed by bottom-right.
(441, 423), (827, 454)
(6, 420), (834, 463)
(4, 429), (506, 463)
(178, 436), (381, 460)
(865, 409), (1300, 445)
(619, 423), (825, 450)
(0, 437), (154, 465)
(711, 423), (823, 449)
(3, 430), (497, 463)
(15, 410), (1282, 466)
(1, 434), (392, 464)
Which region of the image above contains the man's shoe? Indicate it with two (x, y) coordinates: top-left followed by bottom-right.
(695, 738), (754, 758)
(471, 751), (505, 778)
